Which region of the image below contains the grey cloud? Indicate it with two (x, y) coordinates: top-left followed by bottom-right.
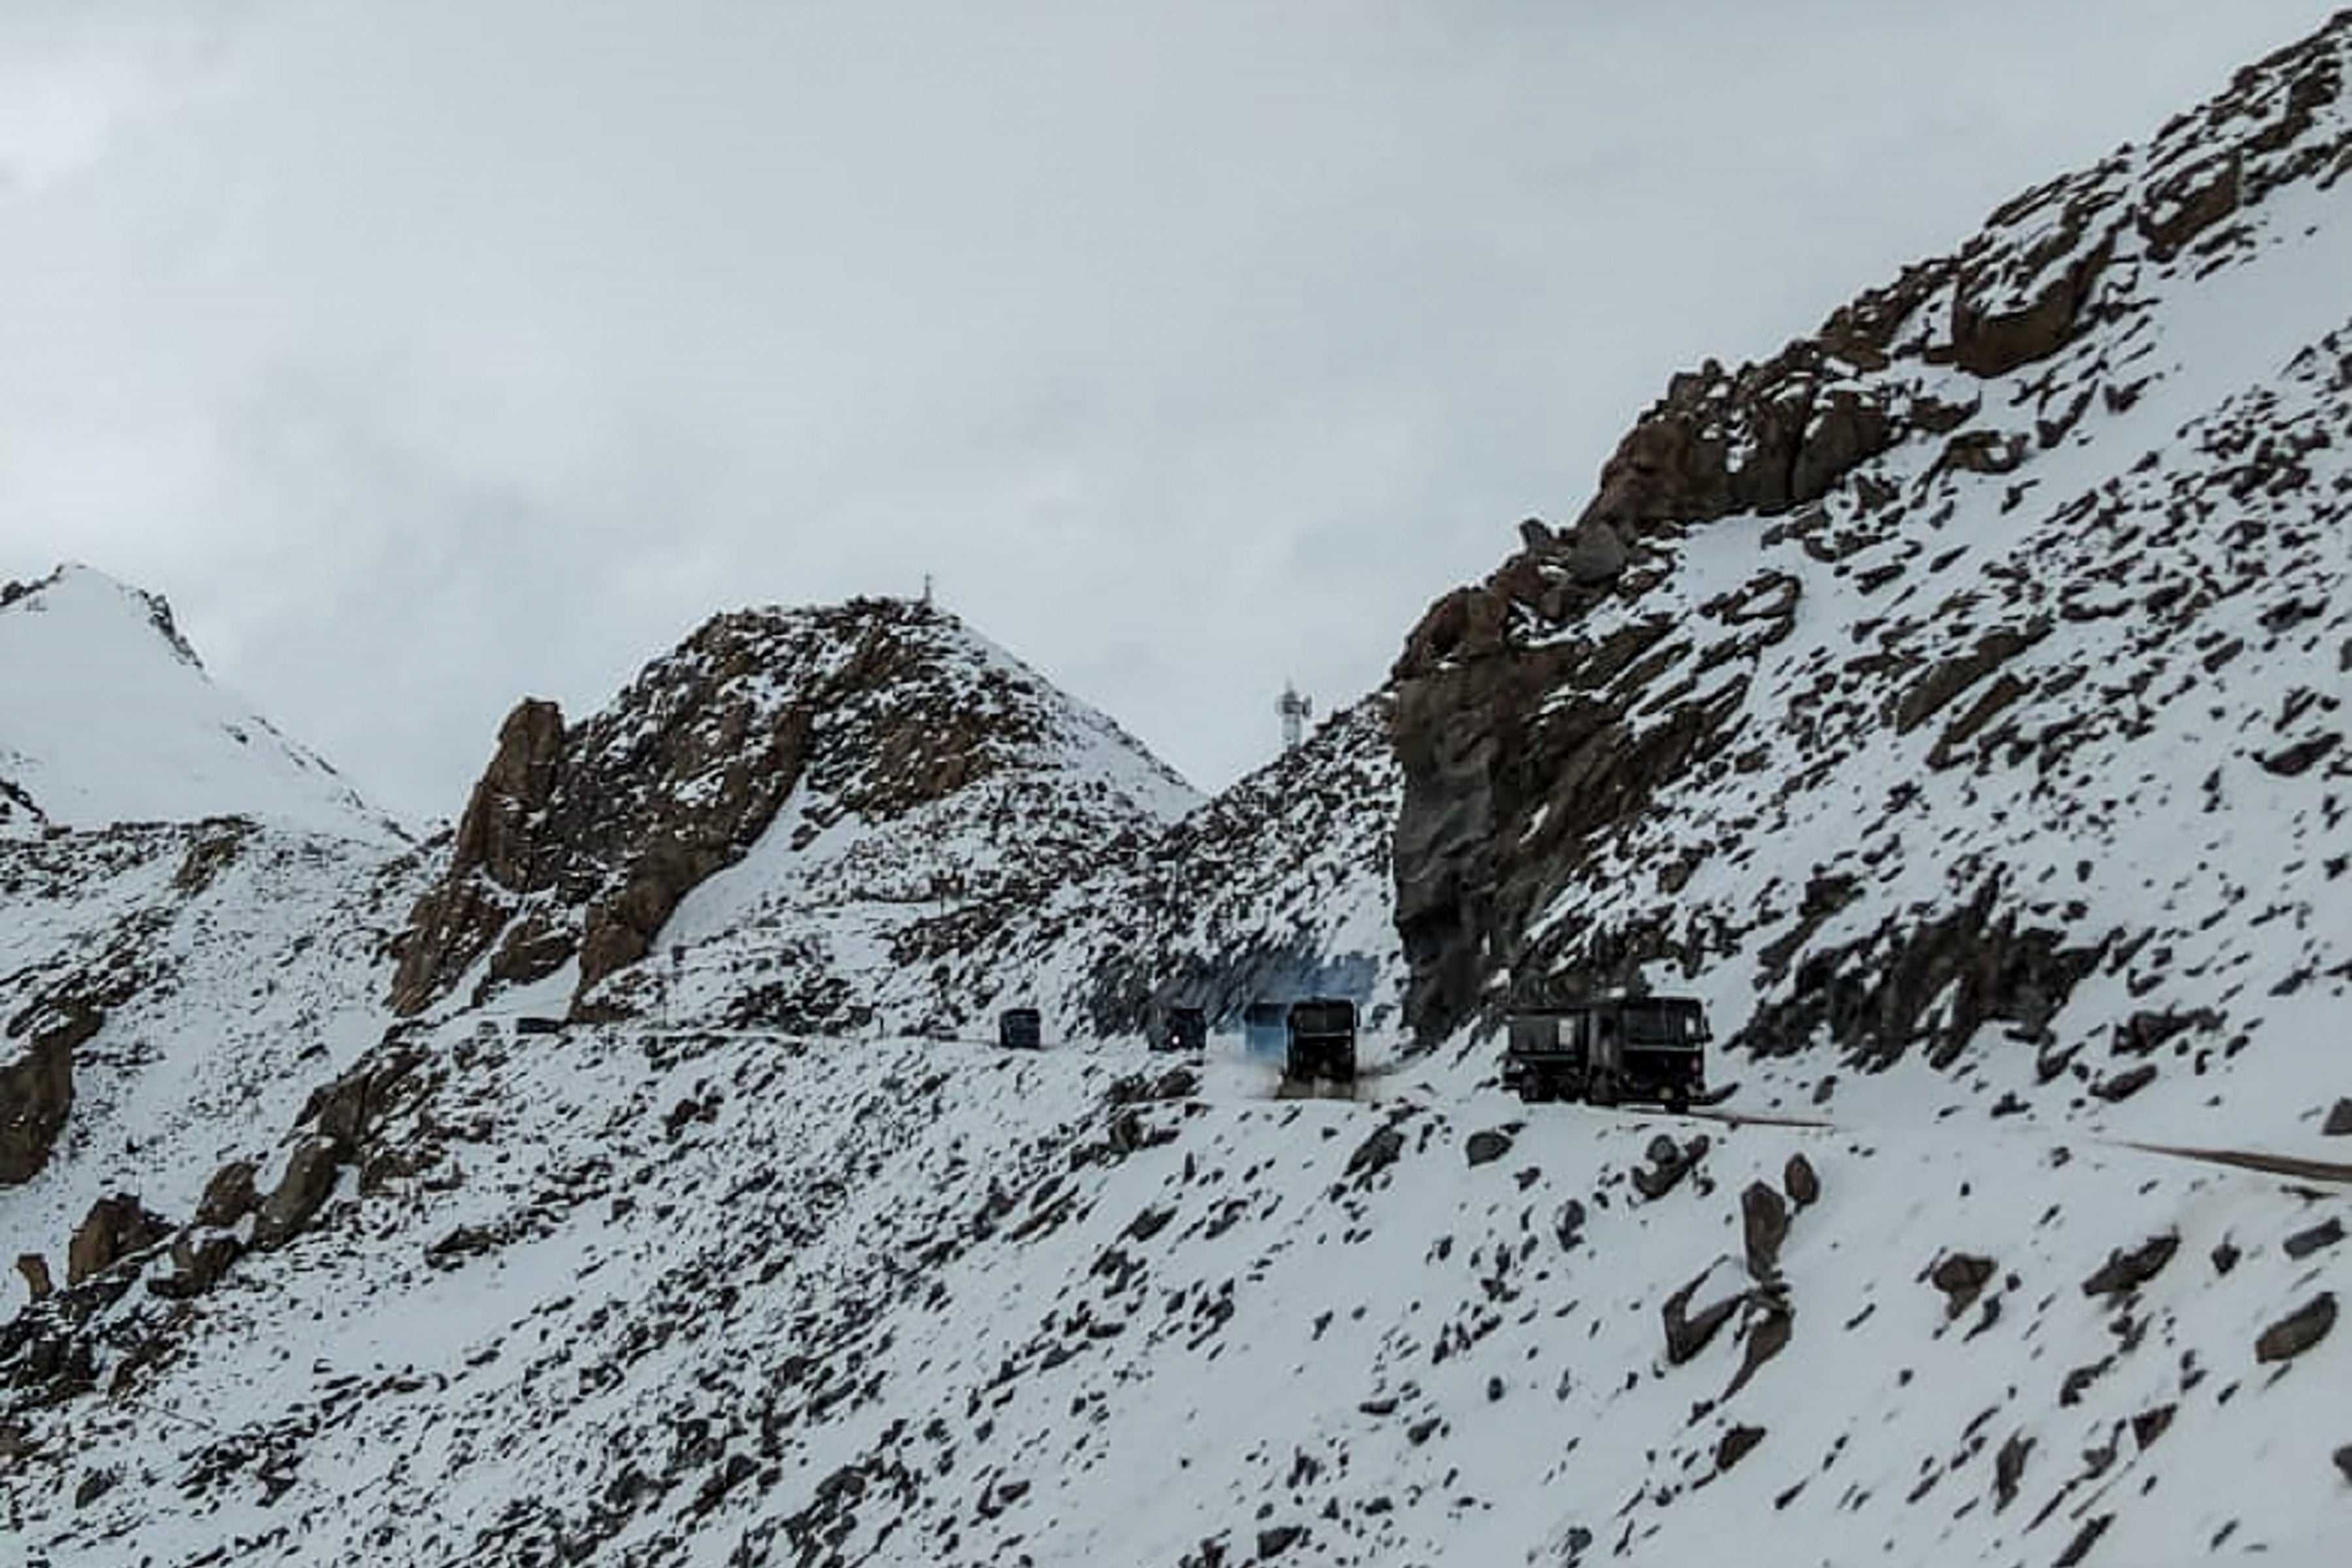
(0, 0), (2340, 819)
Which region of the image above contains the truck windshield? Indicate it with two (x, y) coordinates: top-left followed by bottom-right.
(1625, 1007), (1703, 1045)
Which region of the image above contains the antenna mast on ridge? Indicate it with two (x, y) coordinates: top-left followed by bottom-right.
(1277, 681), (1313, 752)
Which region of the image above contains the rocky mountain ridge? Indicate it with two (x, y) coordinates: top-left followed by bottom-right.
(1392, 11), (2350, 1153)
(388, 595), (1200, 1027)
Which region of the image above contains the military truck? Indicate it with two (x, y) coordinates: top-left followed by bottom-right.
(1282, 998), (1358, 1088)
(997, 1007), (1043, 1050)
(1501, 996), (1711, 1110)
(1157, 1005), (1208, 1054)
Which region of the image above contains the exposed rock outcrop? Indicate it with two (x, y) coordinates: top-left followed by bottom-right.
(2255, 1294), (2336, 1364)
(389, 698), (568, 1012)
(1463, 1128), (1514, 1168)
(65, 1194), (171, 1288)
(193, 1160), (259, 1231)
(1783, 1154), (1821, 1209)
(2082, 1234), (2181, 1299)
(1928, 1252), (1998, 1319)
(1661, 1267), (1746, 1365)
(0, 1005), (89, 1186)
(253, 1137), (344, 1250)
(391, 598), (1192, 1022)
(1741, 1181), (1791, 1279)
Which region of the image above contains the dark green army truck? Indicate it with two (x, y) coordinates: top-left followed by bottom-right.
(1282, 998), (1358, 1087)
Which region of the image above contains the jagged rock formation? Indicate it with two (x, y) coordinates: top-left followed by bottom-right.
(390, 596), (1198, 1021)
(0, 1007), (86, 1186)
(1392, 16), (2352, 1153)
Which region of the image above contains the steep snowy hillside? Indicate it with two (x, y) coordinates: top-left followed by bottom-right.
(4, 1013), (2344, 1567)
(390, 595), (1200, 1028)
(1, 564), (427, 1296)
(943, 690), (1407, 1046)
(0, 566), (399, 844)
(1393, 14), (2352, 1154)
(0, 821), (433, 1258)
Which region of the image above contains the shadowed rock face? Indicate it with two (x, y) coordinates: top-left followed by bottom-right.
(1390, 15), (2352, 1059)
(65, 1194), (170, 1288)
(390, 700), (569, 1014)
(0, 1007), (93, 1187)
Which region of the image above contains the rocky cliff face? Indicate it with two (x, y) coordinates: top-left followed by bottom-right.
(0, 1009), (85, 1186)
(1392, 16), (2351, 1143)
(389, 596), (1198, 1021)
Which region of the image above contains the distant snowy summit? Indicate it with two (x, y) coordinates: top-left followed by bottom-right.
(0, 564), (402, 844)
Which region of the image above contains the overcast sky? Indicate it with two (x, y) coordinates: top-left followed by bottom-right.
(1, 1), (2340, 823)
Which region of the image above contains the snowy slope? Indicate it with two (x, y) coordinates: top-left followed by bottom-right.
(0, 566), (401, 844)
(0, 565), (425, 1275)
(941, 689), (1409, 1048)
(3, 1016), (2344, 1567)
(643, 602), (1213, 1037)
(7, 17), (2352, 1568)
(0, 820), (434, 1271)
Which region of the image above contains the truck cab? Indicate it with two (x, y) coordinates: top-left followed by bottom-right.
(1283, 998), (1358, 1085)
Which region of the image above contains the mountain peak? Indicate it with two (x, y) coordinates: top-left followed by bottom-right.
(0, 563), (399, 843)
(388, 591), (1200, 1019)
(2, 562), (204, 670)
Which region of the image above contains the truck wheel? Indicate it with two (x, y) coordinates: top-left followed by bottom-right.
(1588, 1070), (1618, 1109)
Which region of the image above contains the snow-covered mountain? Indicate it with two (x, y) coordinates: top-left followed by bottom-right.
(1392, 12), (2351, 1157)
(956, 688), (1407, 1045)
(0, 564), (432, 1280)
(0, 565), (400, 845)
(5, 13), (2351, 1568)
(0, 564), (427, 1258)
(387, 595), (1201, 1030)
(0, 817), (432, 1262)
